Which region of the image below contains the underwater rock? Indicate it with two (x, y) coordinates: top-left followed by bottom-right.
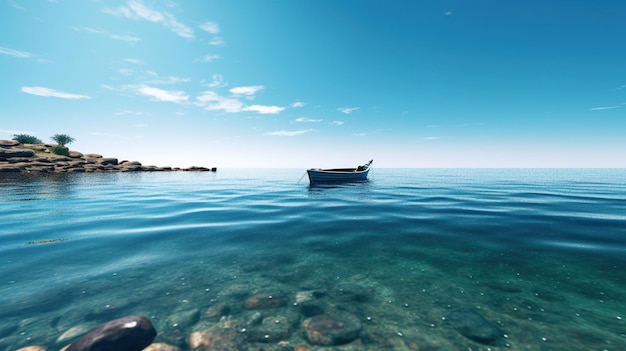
(15, 346), (46, 351)
(161, 309), (201, 346)
(298, 301), (325, 317)
(444, 309), (502, 345)
(245, 315), (292, 343)
(56, 325), (93, 344)
(244, 292), (288, 309)
(142, 342), (180, 351)
(302, 313), (362, 346)
(65, 315), (156, 351)
(188, 328), (247, 351)
(205, 303), (231, 321)
(334, 282), (373, 303)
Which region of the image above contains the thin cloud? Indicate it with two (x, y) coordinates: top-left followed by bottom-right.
(337, 107), (360, 114)
(104, 0), (193, 39)
(203, 74), (226, 88)
(208, 37), (225, 46)
(295, 117), (322, 123)
(244, 105), (285, 114)
(0, 46), (33, 58)
(199, 22), (219, 34)
(198, 54), (221, 63)
(135, 85), (188, 103)
(123, 58), (144, 65)
(291, 101), (305, 108)
(264, 129), (315, 137)
(75, 27), (141, 43)
(21, 86), (90, 99)
(590, 106), (620, 111)
(196, 91), (244, 113)
(329, 121), (344, 126)
(115, 110), (145, 116)
(230, 86), (264, 96)
(424, 136), (441, 140)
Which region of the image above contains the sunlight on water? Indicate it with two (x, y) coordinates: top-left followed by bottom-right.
(1, 169), (625, 351)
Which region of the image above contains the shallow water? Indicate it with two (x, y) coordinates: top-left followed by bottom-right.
(1, 169), (625, 351)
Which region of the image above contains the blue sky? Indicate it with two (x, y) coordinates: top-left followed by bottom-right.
(1, 0), (624, 168)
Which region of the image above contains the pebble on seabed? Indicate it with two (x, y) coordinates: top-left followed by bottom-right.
(15, 347), (46, 351)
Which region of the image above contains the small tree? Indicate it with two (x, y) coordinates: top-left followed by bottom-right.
(12, 134), (43, 144)
(51, 134), (75, 147)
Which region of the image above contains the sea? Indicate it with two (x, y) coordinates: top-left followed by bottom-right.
(1, 168), (625, 351)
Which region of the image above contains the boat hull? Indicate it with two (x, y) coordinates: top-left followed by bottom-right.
(307, 168), (370, 184)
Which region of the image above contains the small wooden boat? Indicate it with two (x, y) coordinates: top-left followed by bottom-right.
(307, 160), (373, 184)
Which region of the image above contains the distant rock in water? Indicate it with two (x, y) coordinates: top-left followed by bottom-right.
(444, 309), (503, 345)
(0, 140), (216, 173)
(66, 315), (157, 351)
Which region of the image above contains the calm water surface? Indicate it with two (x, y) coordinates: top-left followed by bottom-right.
(1, 169), (625, 351)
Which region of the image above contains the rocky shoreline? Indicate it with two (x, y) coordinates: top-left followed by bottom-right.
(0, 140), (216, 173)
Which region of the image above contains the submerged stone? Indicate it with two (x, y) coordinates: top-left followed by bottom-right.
(66, 315), (156, 351)
(188, 328), (246, 351)
(244, 292), (288, 309)
(302, 313), (362, 346)
(445, 309), (502, 345)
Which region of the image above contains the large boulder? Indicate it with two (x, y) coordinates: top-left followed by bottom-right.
(0, 148), (35, 158)
(302, 313), (362, 346)
(444, 309), (503, 345)
(0, 140), (19, 147)
(65, 315), (157, 351)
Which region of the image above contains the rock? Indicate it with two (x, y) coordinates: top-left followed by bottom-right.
(0, 148), (35, 158)
(66, 315), (156, 351)
(142, 343), (179, 351)
(244, 292), (288, 310)
(444, 309), (503, 345)
(205, 303), (231, 321)
(188, 328), (247, 351)
(68, 151), (83, 158)
(245, 315), (292, 342)
(302, 313), (362, 346)
(0, 165), (21, 172)
(15, 346), (46, 351)
(57, 325), (93, 344)
(99, 158), (119, 166)
(84, 154), (102, 159)
(161, 308), (201, 345)
(0, 139), (20, 147)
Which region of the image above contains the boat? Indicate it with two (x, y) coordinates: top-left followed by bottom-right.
(307, 160), (373, 184)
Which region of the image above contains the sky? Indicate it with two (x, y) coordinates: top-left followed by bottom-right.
(1, 0), (625, 168)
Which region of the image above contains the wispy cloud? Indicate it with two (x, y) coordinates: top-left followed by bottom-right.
(21, 86), (90, 99)
(291, 101), (305, 108)
(1, 129), (37, 135)
(134, 85), (188, 103)
(337, 107), (360, 114)
(196, 91), (244, 112)
(208, 37), (225, 46)
(244, 105), (284, 114)
(329, 121), (344, 126)
(202, 74), (226, 88)
(104, 0), (193, 39)
(199, 22), (219, 34)
(295, 117), (322, 123)
(198, 54), (221, 63)
(123, 58), (144, 65)
(0, 46), (33, 58)
(590, 106), (620, 111)
(115, 110), (145, 116)
(264, 129), (315, 137)
(74, 27), (141, 43)
(230, 86), (264, 96)
(423, 136), (441, 140)
(195, 91), (283, 114)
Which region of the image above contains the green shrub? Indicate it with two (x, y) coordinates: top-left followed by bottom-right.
(50, 145), (69, 156)
(51, 134), (75, 147)
(12, 134), (43, 144)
